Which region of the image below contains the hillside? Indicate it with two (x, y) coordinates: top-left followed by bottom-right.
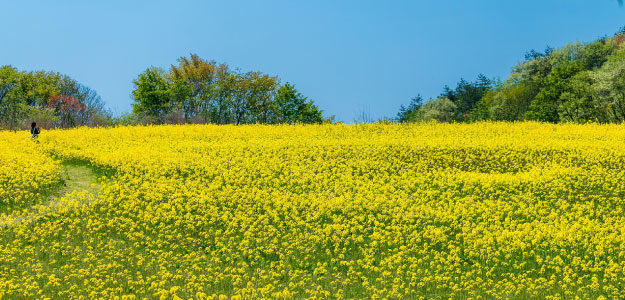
(2, 123), (625, 298)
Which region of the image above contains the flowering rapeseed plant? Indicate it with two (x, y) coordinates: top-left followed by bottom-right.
(0, 131), (61, 215)
(1, 122), (625, 298)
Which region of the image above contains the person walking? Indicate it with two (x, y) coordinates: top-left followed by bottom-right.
(30, 122), (40, 142)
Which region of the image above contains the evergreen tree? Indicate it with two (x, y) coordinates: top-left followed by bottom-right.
(274, 83), (324, 124)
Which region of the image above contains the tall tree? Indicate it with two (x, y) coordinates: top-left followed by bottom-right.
(474, 83), (533, 121)
(0, 66), (19, 106)
(526, 62), (585, 122)
(397, 95), (423, 122)
(592, 48), (625, 122)
(132, 67), (171, 123)
(0, 66), (108, 129)
(274, 83), (324, 124)
(169, 54), (226, 122)
(0, 66), (24, 130)
(558, 71), (598, 123)
(244, 72), (279, 123)
(435, 75), (493, 120)
(47, 95), (85, 128)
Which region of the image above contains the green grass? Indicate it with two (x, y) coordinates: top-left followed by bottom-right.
(0, 160), (104, 228)
(57, 161), (101, 195)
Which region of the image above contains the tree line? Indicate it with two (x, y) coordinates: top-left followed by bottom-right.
(398, 27), (625, 124)
(6, 26), (625, 130)
(130, 54), (330, 125)
(0, 54), (330, 130)
(0, 66), (108, 129)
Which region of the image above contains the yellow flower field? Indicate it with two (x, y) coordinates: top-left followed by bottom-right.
(2, 122), (625, 299)
(0, 131), (61, 215)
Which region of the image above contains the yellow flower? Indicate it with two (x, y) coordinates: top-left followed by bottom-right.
(1, 122), (625, 298)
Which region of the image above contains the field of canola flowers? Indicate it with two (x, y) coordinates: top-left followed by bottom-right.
(2, 122), (625, 299)
(0, 132), (62, 216)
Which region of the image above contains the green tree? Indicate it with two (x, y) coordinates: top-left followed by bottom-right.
(456, 75), (492, 119)
(591, 48), (625, 122)
(131, 67), (171, 123)
(576, 39), (617, 70)
(398, 26), (625, 124)
(526, 62), (585, 122)
(437, 75), (492, 120)
(558, 71), (599, 123)
(0, 66), (20, 106)
(213, 67), (235, 124)
(274, 83), (324, 124)
(221, 72), (248, 125)
(18, 71), (60, 107)
(130, 54), (328, 125)
(0, 66), (107, 129)
(507, 47), (554, 101)
(169, 54), (226, 122)
(53, 74), (107, 127)
(0, 66), (25, 129)
(414, 97), (457, 123)
(241, 71), (279, 124)
(397, 95), (423, 122)
(476, 83), (533, 121)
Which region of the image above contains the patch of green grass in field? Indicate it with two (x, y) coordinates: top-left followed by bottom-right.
(0, 160), (106, 227)
(57, 161), (102, 195)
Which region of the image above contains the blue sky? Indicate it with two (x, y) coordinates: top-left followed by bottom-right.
(1, 1), (625, 121)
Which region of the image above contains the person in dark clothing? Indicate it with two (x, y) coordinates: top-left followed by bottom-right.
(30, 122), (40, 142)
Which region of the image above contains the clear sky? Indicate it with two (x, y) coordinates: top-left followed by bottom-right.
(2, 0), (625, 122)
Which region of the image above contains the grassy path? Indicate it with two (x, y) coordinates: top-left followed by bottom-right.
(57, 162), (100, 196)
(0, 161), (100, 227)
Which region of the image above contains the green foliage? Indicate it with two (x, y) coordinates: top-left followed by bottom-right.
(17, 71), (59, 107)
(399, 27), (625, 124)
(232, 71), (280, 124)
(591, 48), (625, 122)
(526, 62), (586, 122)
(577, 39), (617, 70)
(412, 97), (457, 122)
(132, 67), (172, 123)
(440, 74), (493, 120)
(0, 66), (25, 129)
(558, 71), (598, 123)
(396, 95), (423, 122)
(0, 65), (108, 130)
(168, 54), (224, 123)
(275, 83), (324, 124)
(131, 54), (328, 125)
(399, 75), (492, 123)
(22, 106), (59, 129)
(474, 83), (533, 121)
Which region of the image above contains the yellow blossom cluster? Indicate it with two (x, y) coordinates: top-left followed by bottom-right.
(1, 122), (625, 298)
(0, 131), (61, 215)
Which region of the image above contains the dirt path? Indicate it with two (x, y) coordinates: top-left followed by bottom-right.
(0, 162), (100, 228)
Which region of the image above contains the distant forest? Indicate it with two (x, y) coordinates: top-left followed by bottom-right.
(397, 27), (625, 124)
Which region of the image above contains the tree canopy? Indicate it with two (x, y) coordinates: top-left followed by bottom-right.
(0, 66), (108, 129)
(398, 27), (625, 124)
(131, 54), (330, 125)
